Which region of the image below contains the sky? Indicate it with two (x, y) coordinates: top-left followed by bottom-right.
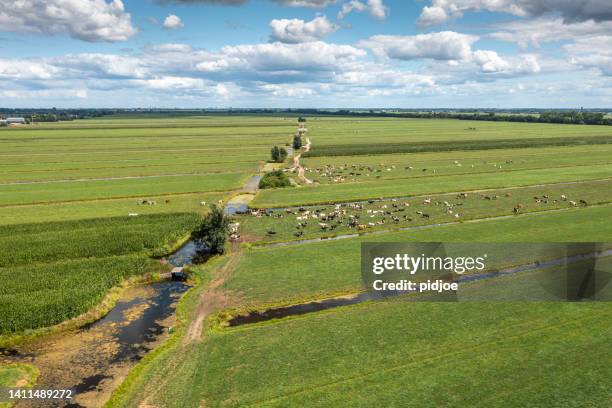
(0, 0), (611, 108)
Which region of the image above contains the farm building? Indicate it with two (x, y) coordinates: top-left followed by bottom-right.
(6, 117), (26, 125)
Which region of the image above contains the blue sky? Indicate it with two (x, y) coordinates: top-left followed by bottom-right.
(1, 0), (611, 108)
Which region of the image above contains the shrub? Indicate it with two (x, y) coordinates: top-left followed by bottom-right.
(259, 170), (292, 189)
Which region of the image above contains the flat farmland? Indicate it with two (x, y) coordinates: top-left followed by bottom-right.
(300, 144), (612, 185)
(132, 301), (612, 408)
(254, 163), (612, 207)
(3, 114), (612, 408)
(307, 117), (612, 146)
(227, 205), (612, 304)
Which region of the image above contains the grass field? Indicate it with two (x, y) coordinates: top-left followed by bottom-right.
(0, 115), (296, 338)
(3, 114), (612, 408)
(112, 299), (612, 408)
(228, 205), (612, 305)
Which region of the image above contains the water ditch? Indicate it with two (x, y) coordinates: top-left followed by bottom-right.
(1, 224), (214, 407)
(1, 282), (189, 408)
(227, 249), (612, 327)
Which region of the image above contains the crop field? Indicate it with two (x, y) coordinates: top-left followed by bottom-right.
(3, 114), (612, 407)
(0, 115), (297, 339)
(0, 213), (201, 335)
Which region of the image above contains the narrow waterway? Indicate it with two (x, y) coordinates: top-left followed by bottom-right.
(227, 249), (612, 327)
(1, 282), (188, 408)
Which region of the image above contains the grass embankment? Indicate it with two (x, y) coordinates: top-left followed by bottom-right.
(105, 255), (229, 408)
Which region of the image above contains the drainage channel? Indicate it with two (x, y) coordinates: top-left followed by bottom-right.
(227, 249), (612, 327)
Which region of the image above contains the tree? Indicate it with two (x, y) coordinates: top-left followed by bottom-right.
(298, 116), (307, 123)
(270, 146), (288, 163)
(191, 204), (231, 254)
(292, 134), (302, 150)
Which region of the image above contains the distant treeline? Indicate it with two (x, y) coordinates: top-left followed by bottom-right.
(0, 109), (113, 122)
(278, 109), (612, 126)
(1, 108), (610, 125)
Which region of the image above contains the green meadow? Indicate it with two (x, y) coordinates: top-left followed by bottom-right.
(2, 114), (612, 407)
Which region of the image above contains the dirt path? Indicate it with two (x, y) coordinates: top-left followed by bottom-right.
(184, 245), (242, 343)
(291, 137), (313, 185)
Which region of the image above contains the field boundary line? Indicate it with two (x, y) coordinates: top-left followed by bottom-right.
(0, 171), (246, 186)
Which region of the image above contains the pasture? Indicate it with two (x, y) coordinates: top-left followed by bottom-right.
(3, 114), (612, 407)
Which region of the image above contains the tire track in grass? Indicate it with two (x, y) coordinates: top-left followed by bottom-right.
(243, 309), (612, 407)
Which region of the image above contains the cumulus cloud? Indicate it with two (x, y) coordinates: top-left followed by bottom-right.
(269, 16), (338, 43)
(156, 0), (335, 5)
(490, 17), (612, 49)
(274, 0), (335, 6)
(0, 0), (136, 42)
(199, 41), (366, 79)
(163, 14), (184, 29)
(472, 50), (540, 75)
(565, 36), (612, 76)
(359, 31), (478, 61)
(418, 0), (612, 27)
(338, 0), (388, 20)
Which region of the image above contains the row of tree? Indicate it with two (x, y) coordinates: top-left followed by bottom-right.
(269, 109), (612, 126)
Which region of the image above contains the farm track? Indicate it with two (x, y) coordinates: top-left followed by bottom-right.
(185, 245), (243, 343)
(291, 137), (313, 184)
(256, 202), (612, 249)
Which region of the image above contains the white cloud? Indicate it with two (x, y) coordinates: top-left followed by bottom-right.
(565, 36), (612, 76)
(472, 50), (540, 75)
(359, 31), (478, 61)
(490, 17), (612, 49)
(163, 14), (184, 29)
(417, 0), (612, 27)
(0, 0), (136, 42)
(270, 16), (338, 43)
(204, 41), (367, 77)
(0, 59), (59, 80)
(272, 0), (336, 7)
(338, 0), (388, 20)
